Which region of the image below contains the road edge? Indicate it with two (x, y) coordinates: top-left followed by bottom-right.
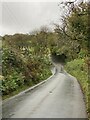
(2, 74), (54, 104)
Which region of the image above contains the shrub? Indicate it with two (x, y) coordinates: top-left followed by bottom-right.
(1, 70), (25, 95)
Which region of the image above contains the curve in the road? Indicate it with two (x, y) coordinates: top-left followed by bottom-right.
(2, 72), (87, 118)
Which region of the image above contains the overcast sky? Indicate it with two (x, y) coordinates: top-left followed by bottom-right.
(1, 2), (62, 36)
(1, 0), (89, 36)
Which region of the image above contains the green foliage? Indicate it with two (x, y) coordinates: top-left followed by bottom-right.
(78, 49), (88, 59)
(60, 2), (89, 117)
(65, 58), (89, 117)
(2, 31), (52, 96)
(1, 70), (25, 95)
(1, 3), (89, 118)
(66, 2), (89, 49)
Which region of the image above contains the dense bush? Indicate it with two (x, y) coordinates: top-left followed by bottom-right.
(1, 39), (52, 96)
(2, 71), (25, 95)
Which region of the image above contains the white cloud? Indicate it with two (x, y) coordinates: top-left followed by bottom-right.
(1, 0), (62, 2)
(2, 0), (88, 36)
(1, 2), (61, 35)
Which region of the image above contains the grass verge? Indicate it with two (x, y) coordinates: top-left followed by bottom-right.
(65, 58), (90, 118)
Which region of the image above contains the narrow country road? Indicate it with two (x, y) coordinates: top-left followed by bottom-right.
(2, 71), (87, 118)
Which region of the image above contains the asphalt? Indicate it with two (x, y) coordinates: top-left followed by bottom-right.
(2, 70), (87, 118)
